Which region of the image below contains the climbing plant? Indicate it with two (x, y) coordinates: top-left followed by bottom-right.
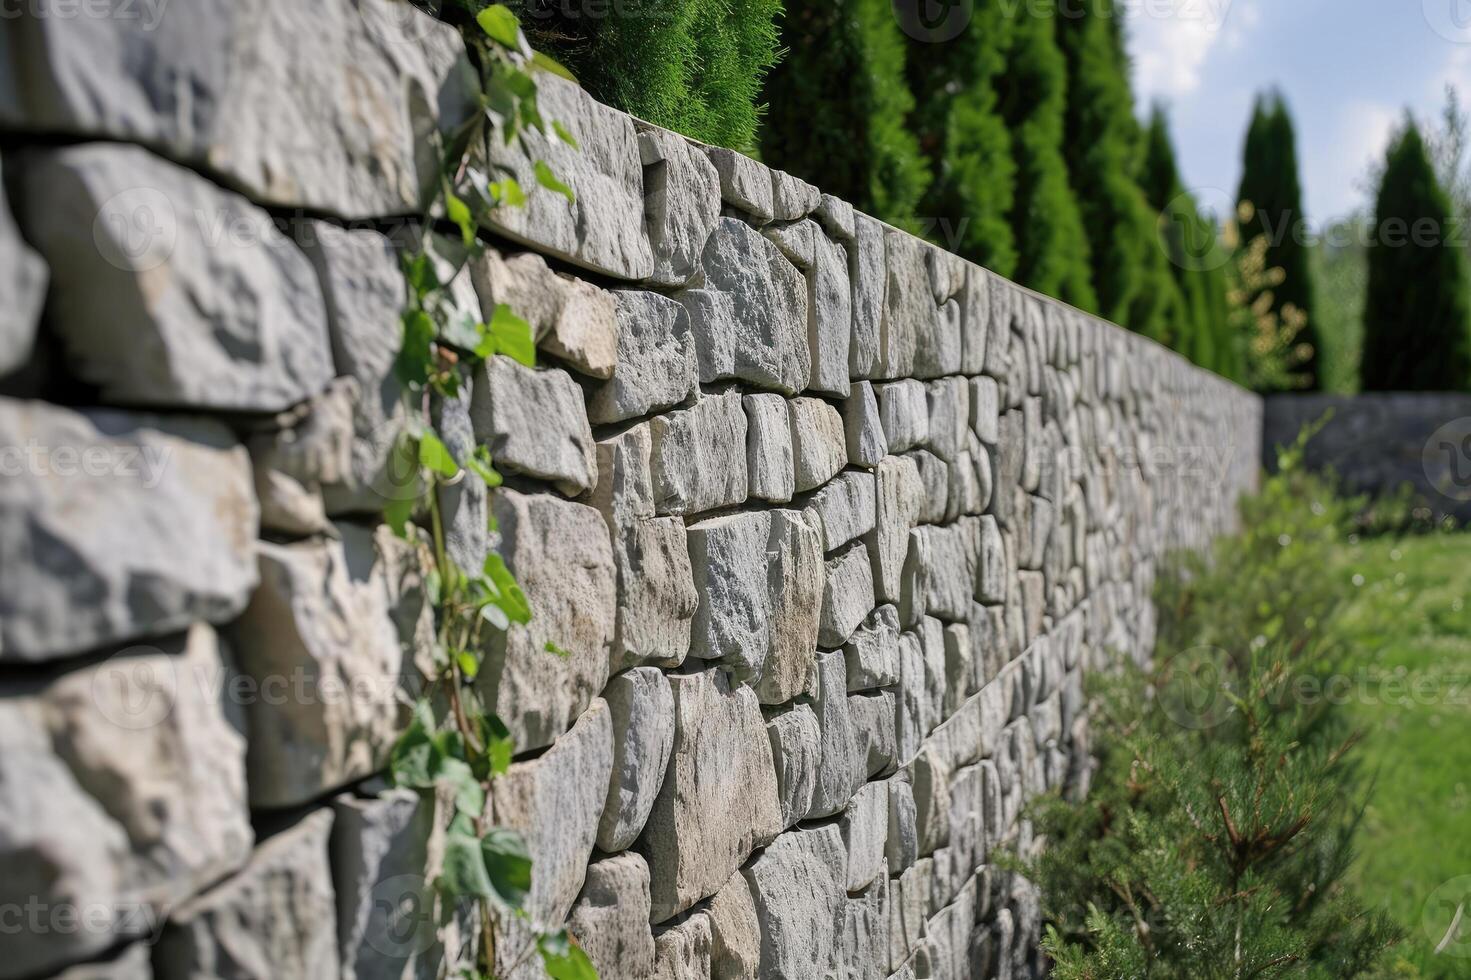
(386, 5), (596, 978)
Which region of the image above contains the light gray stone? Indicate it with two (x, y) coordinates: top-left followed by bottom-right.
(808, 231), (854, 395)
(744, 393), (795, 503)
(472, 356), (597, 496)
(708, 871), (762, 980)
(477, 74), (654, 279)
(0, 624), (252, 978)
(839, 869), (889, 980)
(849, 214), (886, 380)
(14, 144), (333, 412)
(878, 231), (930, 379)
(977, 516), (1007, 605)
(229, 523), (425, 809)
(609, 515), (698, 671)
(907, 448), (950, 526)
(470, 248), (620, 379)
(842, 380), (890, 469)
(766, 703), (822, 831)
(914, 298), (963, 380)
(925, 377), (969, 462)
(650, 389), (749, 515)
(789, 396), (847, 492)
(805, 469), (877, 552)
(591, 424), (655, 522)
(45, 943), (153, 980)
(910, 746), (952, 857)
(841, 781), (890, 892)
(0, 0), (477, 219)
(589, 291), (699, 424)
(598, 668), (676, 853)
(866, 455), (925, 604)
(0, 155), (44, 377)
(682, 218), (809, 393)
(900, 522), (979, 627)
(688, 508), (823, 703)
(851, 690), (899, 780)
(640, 125), (722, 287)
(809, 649), (866, 819)
(820, 541), (877, 648)
(844, 605), (901, 692)
(743, 824), (847, 979)
(887, 775), (919, 874)
(771, 169), (821, 221)
(704, 147), (775, 222)
(477, 490), (617, 752)
(639, 668), (782, 923)
(970, 376), (1001, 445)
(433, 382), (490, 574)
(155, 809), (337, 980)
(653, 912), (713, 980)
(763, 219), (817, 268)
(943, 623), (976, 716)
(961, 265), (991, 376)
(875, 380), (930, 454)
(490, 699), (614, 930)
(568, 852), (657, 980)
(0, 400), (258, 662)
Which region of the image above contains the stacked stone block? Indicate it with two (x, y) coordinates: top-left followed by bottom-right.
(0, 2), (1261, 977)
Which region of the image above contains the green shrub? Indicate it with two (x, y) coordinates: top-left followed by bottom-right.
(1020, 430), (1408, 978)
(760, 0), (930, 226)
(1362, 122), (1471, 392)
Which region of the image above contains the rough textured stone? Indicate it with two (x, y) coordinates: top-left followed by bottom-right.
(490, 700), (613, 930)
(229, 522), (425, 809)
(598, 668), (676, 853)
(914, 298), (964, 379)
(845, 604), (902, 691)
(849, 214), (886, 380)
(808, 231), (854, 395)
(45, 944), (153, 980)
(0, 155), (45, 377)
(472, 356), (597, 496)
(704, 147), (775, 221)
(887, 775), (920, 875)
(840, 869), (890, 980)
(806, 469), (878, 552)
(708, 871), (763, 980)
(0, 400), (257, 663)
(851, 690), (899, 778)
(650, 389), (749, 515)
(610, 515), (699, 672)
(878, 231), (931, 379)
(901, 522), (979, 627)
(978, 516), (1008, 605)
(911, 745), (953, 857)
(640, 125), (722, 287)
(14, 144), (333, 412)
(842, 781), (890, 891)
(908, 449), (950, 526)
(478, 490), (617, 752)
(743, 824), (847, 979)
(843, 380), (890, 468)
(875, 380), (930, 454)
(477, 75), (654, 279)
(568, 852), (657, 979)
(744, 393), (796, 503)
(789, 396), (848, 492)
(767, 703), (822, 830)
(681, 218), (809, 393)
(588, 290), (699, 425)
(690, 508), (823, 702)
(867, 455), (926, 604)
(970, 376), (1001, 445)
(653, 913), (714, 980)
(816, 193), (856, 240)
(820, 541), (877, 648)
(0, 0), (477, 219)
(809, 649), (866, 819)
(639, 668), (782, 922)
(771, 169), (822, 221)
(0, 624), (252, 978)
(926, 377), (970, 462)
(156, 809), (337, 980)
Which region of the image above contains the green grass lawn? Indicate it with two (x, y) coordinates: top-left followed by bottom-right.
(1333, 532), (1471, 977)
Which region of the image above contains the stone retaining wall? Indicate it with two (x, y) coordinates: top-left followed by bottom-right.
(0, 2), (1262, 978)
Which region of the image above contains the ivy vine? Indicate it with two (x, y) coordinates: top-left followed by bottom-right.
(384, 5), (597, 978)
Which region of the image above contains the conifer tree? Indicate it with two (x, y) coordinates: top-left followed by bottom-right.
(1237, 92), (1321, 388)
(760, 0), (930, 226)
(997, 4), (1097, 312)
(1362, 122), (1471, 391)
(907, 2), (1017, 276)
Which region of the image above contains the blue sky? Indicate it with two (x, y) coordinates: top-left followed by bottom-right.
(1124, 0), (1471, 224)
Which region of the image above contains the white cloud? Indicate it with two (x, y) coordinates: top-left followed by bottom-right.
(1304, 101), (1399, 219)
(1125, 0), (1251, 102)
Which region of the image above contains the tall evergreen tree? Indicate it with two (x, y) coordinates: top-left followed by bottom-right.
(1237, 92), (1321, 388)
(997, 4), (1097, 312)
(1141, 106), (1242, 381)
(760, 0), (930, 226)
(1362, 123), (1471, 391)
(906, 2), (1017, 277)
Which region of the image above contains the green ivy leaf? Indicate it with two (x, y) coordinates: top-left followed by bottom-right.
(483, 553), (532, 624)
(440, 830), (493, 900)
(438, 756), (485, 819)
(537, 931), (597, 980)
(533, 160), (575, 203)
(466, 446), (503, 488)
(445, 191), (476, 247)
(487, 177), (526, 208)
(475, 4), (521, 48)
(481, 828), (533, 912)
(551, 120), (580, 150)
(455, 648), (481, 680)
(397, 310), (437, 387)
(385, 493), (417, 539)
(544, 641), (571, 659)
(488, 304), (536, 367)
(389, 701), (438, 789)
(418, 432), (460, 479)
(519, 95), (545, 136)
(476, 713), (515, 778)
(402, 253), (440, 299)
(531, 50), (578, 83)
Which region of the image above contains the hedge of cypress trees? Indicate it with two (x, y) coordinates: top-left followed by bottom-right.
(1362, 123), (1471, 391)
(1237, 93), (1321, 388)
(996, 5), (1098, 313)
(759, 0), (930, 226)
